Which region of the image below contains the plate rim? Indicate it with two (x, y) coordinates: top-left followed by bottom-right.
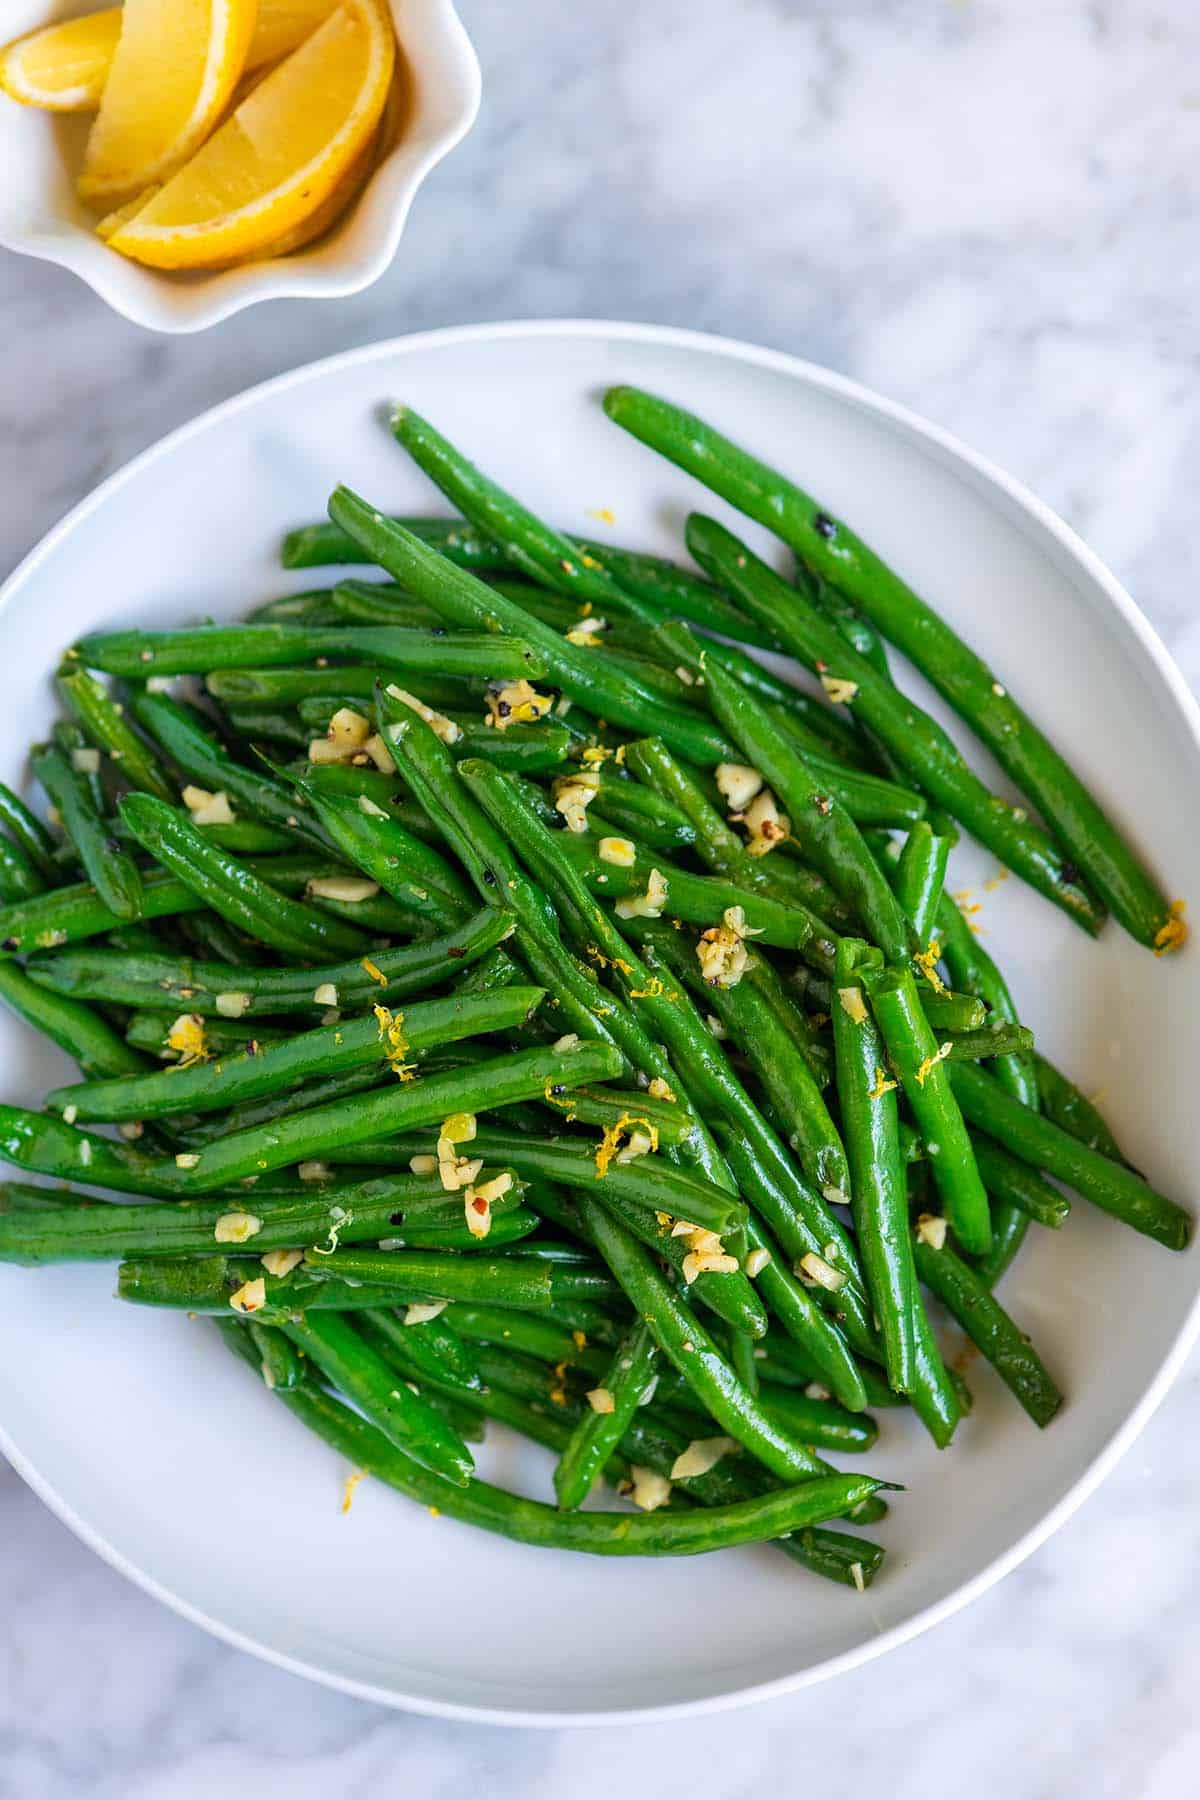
(3, 316), (1199, 1727)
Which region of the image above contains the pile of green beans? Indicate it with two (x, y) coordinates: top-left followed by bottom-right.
(0, 385), (1188, 1590)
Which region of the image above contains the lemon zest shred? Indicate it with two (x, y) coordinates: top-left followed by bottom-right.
(594, 1112), (660, 1177)
(914, 940), (948, 996)
(1154, 900), (1189, 956)
(868, 1065), (898, 1099)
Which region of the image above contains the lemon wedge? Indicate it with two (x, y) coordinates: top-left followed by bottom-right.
(79, 0), (258, 207)
(0, 10), (121, 111)
(1, 2), (339, 114)
(108, 0), (394, 271)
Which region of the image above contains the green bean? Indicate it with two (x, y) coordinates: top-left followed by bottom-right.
(570, 1181), (766, 1339)
(326, 488), (732, 765)
(0, 868), (204, 955)
(554, 1322), (659, 1509)
(0, 960), (148, 1079)
(891, 822), (950, 942)
(680, 637), (917, 962)
(0, 782), (56, 881)
(971, 1136), (1070, 1230)
(682, 516), (1105, 935)
(32, 740), (143, 922)
(279, 1310), (473, 1483)
(72, 623), (546, 683)
(443, 1302), (608, 1375)
(452, 1129), (741, 1233)
(936, 893), (1037, 1113)
(296, 773), (473, 928)
(27, 907), (514, 1020)
(535, 1084), (696, 1148)
(754, 1384), (878, 1454)
(247, 588), (344, 624)
(944, 1024), (1036, 1063)
(638, 919), (848, 1198)
(47, 986), (544, 1122)
(737, 1212), (868, 1413)
(283, 514), (508, 572)
(149, 1040), (624, 1193)
(579, 1195), (828, 1483)
(390, 405), (656, 619)
(555, 833), (840, 970)
(948, 1060), (1189, 1250)
(119, 794), (372, 960)
(862, 962), (992, 1256)
(270, 1371), (884, 1555)
(380, 706), (700, 1125)
(358, 1305), (483, 1393)
(57, 669), (175, 802)
(120, 1253), (411, 1314)
(913, 1233), (1061, 1427)
(606, 384), (1175, 941)
(973, 1206), (1032, 1290)
(832, 938), (920, 1394)
(0, 1170), (508, 1263)
(1033, 1052), (1126, 1163)
(302, 1246), (613, 1309)
(128, 690), (329, 850)
(0, 835), (46, 903)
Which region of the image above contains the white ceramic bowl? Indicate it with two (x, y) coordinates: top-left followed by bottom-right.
(1, 321), (1199, 1723)
(0, 0), (481, 332)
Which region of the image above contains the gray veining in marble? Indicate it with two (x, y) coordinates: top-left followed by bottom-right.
(2, 1), (1200, 1792)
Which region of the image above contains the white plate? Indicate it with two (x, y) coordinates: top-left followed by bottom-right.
(1, 321), (1198, 1725)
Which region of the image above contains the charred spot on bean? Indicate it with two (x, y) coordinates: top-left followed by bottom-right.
(482, 869), (497, 886)
(389, 1210), (405, 1225)
(2, 937), (18, 952)
(813, 512), (838, 541)
(105, 837), (121, 854)
(447, 946), (466, 959)
(1060, 860), (1081, 887)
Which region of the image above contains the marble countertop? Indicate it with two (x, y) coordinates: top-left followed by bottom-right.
(2, 0), (1200, 1791)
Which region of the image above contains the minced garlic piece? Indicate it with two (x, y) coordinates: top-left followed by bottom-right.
(647, 1077), (676, 1102)
(229, 1277), (266, 1314)
(358, 795), (388, 819)
(213, 1211), (262, 1244)
(552, 769), (600, 833)
(313, 983), (339, 1007)
(916, 1213), (948, 1249)
(820, 674), (860, 705)
(614, 866), (668, 920)
(182, 784), (236, 826)
(742, 788), (790, 857)
(587, 1387), (616, 1414)
(409, 1154), (436, 1175)
(405, 1300), (449, 1326)
(166, 1013), (209, 1066)
(629, 1465), (672, 1511)
(744, 1246), (771, 1279)
(715, 762), (763, 814)
(597, 835), (636, 867)
(696, 921), (749, 989)
(330, 707), (372, 749)
(594, 1113), (658, 1177)
(62, 1105), (77, 1125)
(915, 1041), (952, 1086)
(797, 1251), (847, 1292)
(297, 1161), (332, 1182)
(670, 1436), (738, 1480)
(837, 986), (868, 1024)
(261, 1248), (303, 1277)
(615, 1129), (655, 1165)
(307, 875), (380, 904)
(215, 991), (251, 1018)
(553, 1033), (581, 1052)
(682, 1249), (739, 1284)
(70, 746), (100, 774)
(485, 678), (551, 731)
(440, 1152), (483, 1193)
(385, 684), (461, 747)
(868, 1065), (898, 1099)
(706, 1014), (727, 1038)
(361, 734), (393, 773)
(463, 1182), (492, 1237)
